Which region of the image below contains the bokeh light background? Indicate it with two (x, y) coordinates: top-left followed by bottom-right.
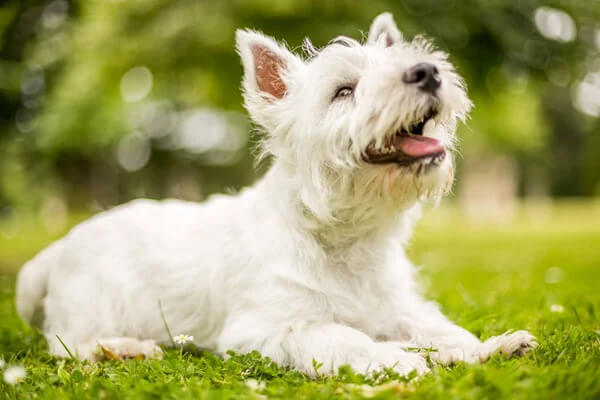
(0, 0), (599, 270)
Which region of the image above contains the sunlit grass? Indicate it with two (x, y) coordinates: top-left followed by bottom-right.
(0, 200), (599, 398)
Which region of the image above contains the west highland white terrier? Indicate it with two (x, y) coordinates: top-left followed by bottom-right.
(17, 13), (536, 376)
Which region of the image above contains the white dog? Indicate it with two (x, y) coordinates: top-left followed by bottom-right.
(16, 13), (536, 376)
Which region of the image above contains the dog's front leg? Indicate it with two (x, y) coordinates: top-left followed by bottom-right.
(217, 314), (429, 376)
(390, 295), (537, 365)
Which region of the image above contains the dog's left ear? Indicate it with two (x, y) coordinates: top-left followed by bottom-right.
(367, 13), (402, 46)
(236, 29), (303, 130)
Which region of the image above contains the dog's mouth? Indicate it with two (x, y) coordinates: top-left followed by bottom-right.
(363, 108), (445, 166)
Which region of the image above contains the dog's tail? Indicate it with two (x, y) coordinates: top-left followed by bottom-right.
(16, 240), (62, 328)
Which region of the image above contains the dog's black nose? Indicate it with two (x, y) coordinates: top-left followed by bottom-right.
(402, 63), (441, 94)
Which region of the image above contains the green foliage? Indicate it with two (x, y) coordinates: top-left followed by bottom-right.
(1, 202), (599, 399)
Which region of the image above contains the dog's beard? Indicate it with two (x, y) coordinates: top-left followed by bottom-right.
(313, 155), (454, 225)
(359, 155), (454, 202)
(350, 106), (455, 202)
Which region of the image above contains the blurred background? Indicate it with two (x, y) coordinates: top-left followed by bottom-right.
(0, 0), (599, 271)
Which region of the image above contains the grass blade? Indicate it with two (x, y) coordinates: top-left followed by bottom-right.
(55, 334), (74, 359)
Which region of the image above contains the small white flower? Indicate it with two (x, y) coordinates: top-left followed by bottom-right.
(3, 366), (26, 385)
(0, 359), (5, 369)
(550, 304), (564, 313)
(173, 334), (194, 345)
(245, 378), (266, 391)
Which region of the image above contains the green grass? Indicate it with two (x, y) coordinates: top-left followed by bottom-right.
(1, 201), (599, 399)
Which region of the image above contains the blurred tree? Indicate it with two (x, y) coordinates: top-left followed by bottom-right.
(0, 0), (599, 213)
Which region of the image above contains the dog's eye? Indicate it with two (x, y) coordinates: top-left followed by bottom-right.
(333, 86), (354, 100)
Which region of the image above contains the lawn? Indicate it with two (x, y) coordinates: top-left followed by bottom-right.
(1, 201), (599, 399)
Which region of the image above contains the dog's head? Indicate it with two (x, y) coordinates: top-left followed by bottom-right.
(237, 13), (471, 222)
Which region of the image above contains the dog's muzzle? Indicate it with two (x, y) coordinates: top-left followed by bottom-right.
(362, 107), (446, 166)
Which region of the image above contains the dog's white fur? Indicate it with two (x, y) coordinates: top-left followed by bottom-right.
(16, 13), (536, 376)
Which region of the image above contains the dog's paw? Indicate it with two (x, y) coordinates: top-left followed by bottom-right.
(348, 342), (430, 376)
(96, 337), (163, 361)
(425, 330), (537, 365)
(428, 346), (479, 365)
(478, 330), (537, 362)
(387, 350), (430, 376)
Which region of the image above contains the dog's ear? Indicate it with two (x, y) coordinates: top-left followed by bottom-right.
(236, 29), (303, 130)
(367, 13), (402, 47)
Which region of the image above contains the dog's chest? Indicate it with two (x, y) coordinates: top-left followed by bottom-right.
(331, 293), (397, 338)
(323, 268), (399, 337)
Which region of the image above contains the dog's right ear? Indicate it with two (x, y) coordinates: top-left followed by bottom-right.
(236, 29), (303, 130)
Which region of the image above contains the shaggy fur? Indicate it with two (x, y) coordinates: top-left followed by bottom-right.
(16, 13), (536, 376)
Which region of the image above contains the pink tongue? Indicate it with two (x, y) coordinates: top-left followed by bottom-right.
(396, 135), (444, 158)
